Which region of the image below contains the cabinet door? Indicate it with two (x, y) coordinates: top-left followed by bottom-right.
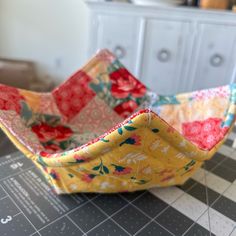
(95, 15), (141, 76)
(191, 23), (236, 91)
(141, 19), (191, 94)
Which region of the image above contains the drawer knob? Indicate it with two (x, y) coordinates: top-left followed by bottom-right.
(157, 49), (171, 63)
(210, 54), (224, 67)
(113, 46), (126, 59)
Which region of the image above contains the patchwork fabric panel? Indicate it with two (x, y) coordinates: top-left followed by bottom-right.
(88, 59), (149, 118)
(152, 87), (232, 150)
(69, 96), (122, 134)
(52, 70), (96, 120)
(0, 85), (25, 114)
(0, 110), (44, 153)
(182, 117), (228, 150)
(38, 93), (61, 116)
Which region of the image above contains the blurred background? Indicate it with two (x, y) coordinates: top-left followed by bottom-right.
(0, 0), (236, 94)
(0, 0), (88, 91)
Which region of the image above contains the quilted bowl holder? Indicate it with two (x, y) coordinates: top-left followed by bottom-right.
(0, 49), (235, 194)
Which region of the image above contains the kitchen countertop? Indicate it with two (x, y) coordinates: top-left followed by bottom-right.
(86, 0), (236, 16)
(0, 130), (235, 236)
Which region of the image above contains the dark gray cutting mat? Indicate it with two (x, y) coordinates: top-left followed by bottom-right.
(0, 130), (235, 236)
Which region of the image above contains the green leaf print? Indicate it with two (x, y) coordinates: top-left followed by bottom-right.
(37, 156), (48, 167)
(20, 101), (33, 124)
(100, 138), (109, 143)
(120, 137), (136, 146)
(59, 140), (72, 150)
(177, 160), (196, 174)
(92, 165), (100, 171)
(152, 128), (159, 133)
(130, 176), (150, 185)
(124, 126), (137, 131)
(103, 166), (109, 174)
(68, 173), (74, 178)
(107, 59), (123, 74)
(41, 114), (61, 126)
(92, 159), (109, 175)
(153, 95), (180, 106)
(118, 128), (123, 135)
(118, 125), (137, 135)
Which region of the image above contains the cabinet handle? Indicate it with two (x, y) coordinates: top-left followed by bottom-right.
(157, 49), (171, 63)
(113, 46), (126, 59)
(210, 54), (224, 67)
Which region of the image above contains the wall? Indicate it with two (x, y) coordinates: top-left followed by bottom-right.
(0, 0), (89, 84)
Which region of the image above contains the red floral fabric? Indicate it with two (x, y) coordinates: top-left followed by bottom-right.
(81, 173), (96, 183)
(52, 70), (95, 120)
(182, 117), (228, 150)
(0, 85), (25, 114)
(114, 100), (138, 118)
(110, 68), (146, 99)
(49, 169), (60, 180)
(31, 123), (73, 143)
(43, 143), (62, 152)
(113, 167), (132, 175)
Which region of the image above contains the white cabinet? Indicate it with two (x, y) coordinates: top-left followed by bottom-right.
(93, 15), (141, 76)
(141, 19), (191, 94)
(86, 1), (236, 94)
(190, 23), (236, 90)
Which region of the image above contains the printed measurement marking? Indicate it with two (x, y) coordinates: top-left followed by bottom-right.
(10, 162), (24, 170)
(0, 196), (8, 201)
(13, 212), (21, 218)
(1, 215), (12, 224)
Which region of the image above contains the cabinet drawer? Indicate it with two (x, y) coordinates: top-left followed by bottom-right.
(96, 15), (141, 76)
(191, 23), (236, 90)
(141, 19), (191, 94)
